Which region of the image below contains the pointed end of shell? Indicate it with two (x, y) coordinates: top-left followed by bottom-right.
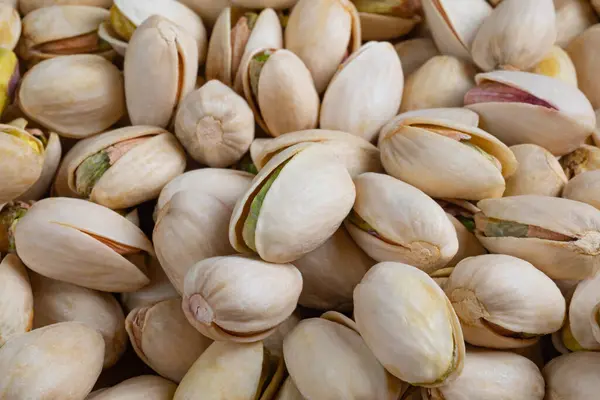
(188, 293), (215, 325)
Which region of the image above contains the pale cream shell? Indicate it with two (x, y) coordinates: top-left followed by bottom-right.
(16, 132), (61, 201)
(359, 12), (420, 41)
(0, 254), (33, 346)
(19, 0), (112, 15)
(563, 170), (600, 209)
(555, 0), (597, 48)
(394, 37), (440, 77)
(0, 5), (21, 51)
(567, 24), (600, 110)
(566, 273), (600, 350)
(87, 376), (177, 400)
(120, 257), (178, 313)
(445, 214), (487, 268)
(543, 352), (600, 399)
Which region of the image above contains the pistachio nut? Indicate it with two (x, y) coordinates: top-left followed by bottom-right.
(561, 144), (600, 178)
(274, 377), (304, 400)
(124, 16), (198, 128)
(353, 0), (422, 41)
(283, 312), (404, 399)
(555, 0), (598, 48)
(0, 201), (33, 253)
(87, 376), (177, 400)
(174, 79), (255, 167)
(30, 272), (127, 369)
(178, 0), (231, 28)
(320, 41), (403, 142)
(285, 0), (361, 94)
(422, 349), (545, 400)
(567, 24), (600, 110)
(544, 352), (600, 399)
(0, 254), (33, 346)
(229, 143), (356, 263)
(19, 0), (112, 15)
(126, 298), (213, 382)
(250, 129), (382, 178)
(182, 255), (302, 342)
(464, 70), (596, 155)
(17, 54), (125, 139)
(54, 126), (186, 210)
(14, 197), (153, 292)
(563, 170), (600, 210)
(530, 45), (578, 86)
(354, 262), (465, 386)
(394, 37), (440, 77)
(421, 0), (492, 61)
(400, 55), (475, 112)
(505, 144), (568, 197)
(120, 257), (179, 313)
(242, 48), (319, 137)
(0, 48), (19, 117)
(379, 116), (518, 200)
(174, 340), (284, 400)
(474, 195), (600, 280)
(262, 312), (300, 358)
(0, 4), (20, 51)
(0, 322), (104, 399)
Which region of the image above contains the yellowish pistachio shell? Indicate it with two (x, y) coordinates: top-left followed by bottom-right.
(0, 254), (33, 346)
(543, 352), (600, 399)
(530, 45), (578, 86)
(19, 0), (112, 15)
(359, 10), (420, 41)
(87, 376), (177, 400)
(554, 0), (598, 48)
(16, 131), (62, 201)
(564, 271), (600, 350)
(0, 5), (20, 51)
(563, 170), (600, 209)
(567, 24), (600, 110)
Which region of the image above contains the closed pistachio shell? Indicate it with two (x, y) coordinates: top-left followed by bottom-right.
(354, 0), (422, 41)
(530, 45), (578, 86)
(505, 144), (567, 197)
(555, 0), (598, 48)
(0, 254), (33, 346)
(120, 257), (179, 313)
(19, 0), (112, 15)
(262, 313), (300, 358)
(86, 376), (177, 400)
(0, 322), (104, 399)
(567, 24), (600, 110)
(0, 5), (20, 51)
(544, 352), (600, 399)
(563, 170), (600, 209)
(394, 38), (440, 77)
(16, 131), (62, 201)
(274, 377), (304, 400)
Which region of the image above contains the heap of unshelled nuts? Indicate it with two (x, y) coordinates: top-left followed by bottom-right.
(2, 0), (600, 398)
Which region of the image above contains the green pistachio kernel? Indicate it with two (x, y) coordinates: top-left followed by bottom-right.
(75, 151), (111, 198)
(109, 5), (136, 41)
(249, 51), (272, 100)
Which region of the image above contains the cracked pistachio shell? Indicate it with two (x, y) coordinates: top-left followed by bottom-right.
(345, 173), (459, 273)
(555, 0), (598, 48)
(379, 117), (518, 200)
(274, 377), (304, 400)
(19, 0), (111, 14)
(87, 376), (177, 400)
(400, 55), (475, 112)
(174, 340), (285, 400)
(567, 24), (600, 110)
(120, 257), (178, 313)
(178, 0), (231, 28)
(182, 255), (302, 342)
(0, 5), (20, 51)
(505, 144), (567, 197)
(229, 143), (356, 263)
(353, 262), (465, 387)
(423, 349), (545, 400)
(14, 197), (153, 292)
(465, 70), (596, 155)
(126, 298), (213, 382)
(0, 254), (33, 346)
(445, 213), (486, 268)
(250, 129), (382, 178)
(563, 170), (600, 209)
(54, 126), (186, 210)
(530, 45), (578, 86)
(174, 80), (255, 167)
(562, 144), (600, 178)
(445, 254), (566, 349)
(30, 273), (127, 369)
(16, 130), (61, 201)
(124, 16), (198, 128)
(285, 0), (361, 94)
(18, 55), (125, 139)
(355, 0), (422, 41)
(474, 195), (600, 280)
(394, 38), (440, 77)
(283, 313), (404, 400)
(471, 0), (556, 71)
(0, 322), (104, 399)
(544, 352), (600, 399)
(561, 272), (600, 351)
(320, 41), (403, 142)
(421, 0), (492, 61)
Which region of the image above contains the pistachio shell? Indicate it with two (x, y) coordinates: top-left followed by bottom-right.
(594, 109), (600, 146)
(563, 170), (600, 209)
(359, 12), (420, 41)
(561, 273), (600, 351)
(178, 0), (231, 28)
(274, 377), (304, 400)
(120, 257), (179, 313)
(394, 38), (440, 77)
(262, 313), (300, 358)
(232, 0), (298, 8)
(86, 376), (177, 400)
(16, 131), (61, 201)
(445, 214), (487, 268)
(0, 5), (20, 51)
(543, 352), (600, 399)
(530, 45), (578, 86)
(561, 144), (600, 178)
(0, 254), (33, 346)
(19, 0), (112, 15)
(555, 0), (598, 48)
(569, 24), (600, 106)
(505, 144), (567, 197)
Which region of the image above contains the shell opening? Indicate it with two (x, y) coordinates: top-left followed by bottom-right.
(35, 32), (111, 56)
(188, 293), (215, 325)
(346, 209), (404, 246)
(464, 81), (558, 110)
(109, 5), (136, 42)
(2, 126), (44, 155)
(352, 0), (422, 17)
(231, 12), (258, 80)
(560, 147), (600, 179)
(437, 200), (476, 233)
(130, 307), (150, 357)
(232, 153), (258, 175)
(73, 226), (144, 256)
(474, 214), (575, 242)
(255, 347), (279, 400)
(248, 50), (274, 112)
(0, 201), (32, 253)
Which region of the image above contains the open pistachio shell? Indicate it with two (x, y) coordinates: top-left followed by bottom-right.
(120, 257), (178, 313)
(229, 142), (356, 263)
(445, 213), (487, 268)
(0, 5), (20, 51)
(0, 322), (104, 399)
(274, 377), (304, 400)
(320, 41), (403, 142)
(124, 15), (198, 128)
(561, 144), (600, 179)
(285, 0), (361, 94)
(87, 376), (177, 400)
(0, 254), (33, 346)
(0, 48), (19, 117)
(567, 24), (600, 110)
(530, 45), (578, 86)
(14, 197), (153, 292)
(555, 0), (597, 48)
(474, 195), (600, 280)
(354, 0), (422, 41)
(464, 70), (596, 155)
(563, 170), (600, 210)
(16, 130), (61, 201)
(394, 37), (440, 77)
(353, 262), (465, 387)
(19, 0), (112, 15)
(544, 352), (600, 399)
(0, 201), (33, 253)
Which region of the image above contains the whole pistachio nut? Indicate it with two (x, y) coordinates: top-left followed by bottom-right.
(0, 4), (20, 51)
(530, 45), (578, 86)
(474, 195), (600, 280)
(379, 116), (518, 200)
(543, 352), (600, 399)
(242, 47), (319, 137)
(14, 197), (153, 292)
(19, 0), (112, 15)
(320, 41), (403, 142)
(124, 15), (198, 128)
(17, 54), (125, 139)
(394, 37), (440, 77)
(274, 377), (304, 400)
(400, 55), (475, 112)
(555, 0), (598, 48)
(0, 322), (104, 399)
(126, 298), (213, 382)
(229, 142), (356, 263)
(262, 312), (300, 358)
(54, 126), (186, 210)
(0, 254), (33, 346)
(353, 0), (422, 41)
(120, 257), (179, 313)
(30, 272), (127, 369)
(353, 262), (465, 386)
(563, 170), (600, 210)
(283, 312), (404, 399)
(174, 340), (284, 400)
(285, 0), (361, 94)
(87, 376), (177, 400)
(174, 79), (255, 167)
(561, 144), (600, 178)
(177, 0), (232, 29)
(0, 201), (33, 253)
(567, 24), (600, 110)
(0, 48), (19, 116)
(505, 144), (568, 197)
(465, 70), (596, 155)
(182, 255), (302, 342)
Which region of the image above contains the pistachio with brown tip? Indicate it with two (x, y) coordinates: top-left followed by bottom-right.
(87, 376), (177, 400)
(394, 38), (440, 77)
(352, 0), (422, 41)
(544, 352), (600, 398)
(19, 0), (112, 15)
(0, 254), (33, 346)
(0, 5), (20, 51)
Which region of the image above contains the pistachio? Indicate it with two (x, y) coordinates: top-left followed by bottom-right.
(19, 0), (112, 15)
(274, 377), (304, 400)
(563, 170), (600, 210)
(0, 201), (33, 253)
(0, 5), (20, 51)
(0, 254), (33, 346)
(530, 45), (578, 86)
(0, 48), (19, 116)
(120, 257), (179, 313)
(561, 144), (600, 178)
(86, 376), (177, 400)
(177, 0), (231, 29)
(353, 0), (422, 41)
(262, 313), (300, 358)
(555, 0), (598, 48)
(394, 38), (440, 77)
(543, 352), (600, 398)
(567, 24), (600, 110)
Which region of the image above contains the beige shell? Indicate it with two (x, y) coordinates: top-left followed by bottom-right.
(562, 144), (600, 179)
(445, 214), (487, 268)
(262, 313), (300, 358)
(285, 0), (361, 93)
(358, 7), (421, 41)
(16, 131), (61, 201)
(594, 109), (600, 146)
(567, 24), (600, 110)
(229, 143), (356, 263)
(0, 322), (104, 399)
(561, 272), (600, 350)
(543, 352), (600, 399)
(182, 255), (302, 342)
(320, 41), (403, 142)
(0, 5), (21, 51)
(400, 55), (475, 112)
(555, 0), (598, 48)
(14, 197), (153, 292)
(529, 45), (578, 86)
(274, 377), (304, 400)
(124, 16), (198, 128)
(0, 254), (33, 346)
(232, 0), (298, 8)
(18, 55), (125, 139)
(120, 257), (179, 313)
(475, 195), (600, 280)
(86, 376), (177, 400)
(30, 272), (127, 369)
(178, 0), (231, 28)
(505, 144), (568, 197)
(19, 0), (112, 15)
(394, 38), (440, 77)
(563, 170), (600, 209)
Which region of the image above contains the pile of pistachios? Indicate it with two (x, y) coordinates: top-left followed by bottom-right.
(3, 0), (600, 398)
